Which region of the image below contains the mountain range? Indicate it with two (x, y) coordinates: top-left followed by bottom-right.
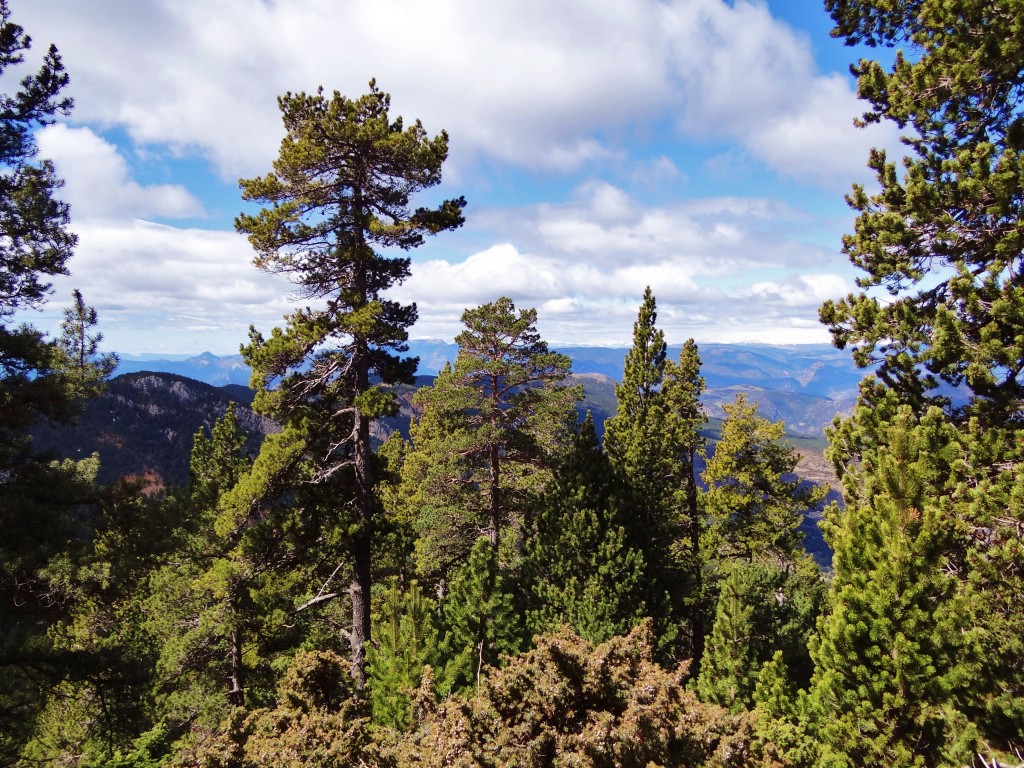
(116, 341), (868, 438)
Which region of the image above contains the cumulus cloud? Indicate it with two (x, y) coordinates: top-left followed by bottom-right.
(41, 220), (295, 353)
(392, 182), (852, 345)
(16, 0), (896, 187)
(9, 0), (882, 351)
(36, 125), (203, 221)
(474, 181), (832, 275)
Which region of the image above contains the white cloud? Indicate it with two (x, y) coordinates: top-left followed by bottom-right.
(16, 0), (893, 188)
(397, 244), (846, 345)
(36, 125), (203, 221)
(745, 273), (854, 308)
(750, 75), (902, 188)
(38, 220), (295, 352)
(476, 182), (834, 275)
(8, 0), (882, 352)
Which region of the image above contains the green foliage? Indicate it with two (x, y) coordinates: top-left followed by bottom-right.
(522, 414), (648, 645)
(144, 416), (314, 759)
(367, 579), (438, 730)
(55, 288), (118, 397)
(388, 621), (767, 768)
(0, 21), (119, 760)
(814, 4), (1024, 759)
(810, 404), (977, 767)
(436, 537), (523, 696)
(411, 297), (580, 563)
(400, 363), (483, 580)
(702, 393), (825, 566)
(751, 653), (819, 768)
(819, 0), (1024, 428)
(0, 0), (74, 318)
(696, 556), (824, 708)
(187, 650), (373, 768)
(603, 290), (709, 660)
(603, 286), (671, 521)
(237, 80), (464, 683)
(14, 469), (185, 766)
(696, 565), (757, 712)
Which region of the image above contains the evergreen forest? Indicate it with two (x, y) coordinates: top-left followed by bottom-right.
(1, 1), (1023, 766)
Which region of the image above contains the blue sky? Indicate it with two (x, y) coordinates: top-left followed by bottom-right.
(12, 0), (903, 355)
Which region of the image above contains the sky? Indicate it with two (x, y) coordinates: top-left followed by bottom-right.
(10, 0), (904, 355)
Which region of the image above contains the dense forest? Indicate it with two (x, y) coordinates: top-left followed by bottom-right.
(1, 1), (1023, 766)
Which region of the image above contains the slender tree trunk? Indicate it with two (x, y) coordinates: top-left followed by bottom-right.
(350, 405), (372, 687)
(488, 440), (500, 551)
(685, 447), (705, 669)
(486, 373), (501, 551)
(349, 240), (373, 688)
(227, 610), (245, 707)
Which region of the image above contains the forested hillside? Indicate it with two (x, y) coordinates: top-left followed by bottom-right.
(1, 2), (1023, 767)
(29, 372), (277, 486)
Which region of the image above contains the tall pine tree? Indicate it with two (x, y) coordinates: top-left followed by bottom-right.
(236, 81), (465, 684)
(605, 289), (711, 659)
(815, 0), (1024, 757)
(409, 298), (580, 567)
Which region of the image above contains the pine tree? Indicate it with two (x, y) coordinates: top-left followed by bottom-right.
(0, 0), (74, 319)
(0, 7), (122, 759)
(410, 298), (580, 565)
(522, 414), (648, 645)
(401, 363), (483, 581)
(702, 393), (825, 566)
(602, 291), (714, 660)
(751, 651), (819, 767)
(146, 409), (264, 728)
(436, 537), (523, 696)
(809, 403), (976, 767)
(818, 0), (1024, 429)
(815, 1), (1024, 757)
(55, 289), (118, 397)
(366, 579), (438, 730)
(661, 339), (708, 663)
(695, 565), (757, 713)
(603, 286), (670, 524)
(236, 80), (465, 685)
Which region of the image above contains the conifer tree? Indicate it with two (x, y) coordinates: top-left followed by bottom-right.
(522, 413), (648, 644)
(55, 289), (117, 396)
(702, 393), (824, 566)
(236, 80), (465, 684)
(410, 298), (580, 564)
(810, 403), (976, 767)
(695, 565), (756, 713)
(403, 362), (488, 581)
(603, 286), (670, 524)
(436, 537), (523, 696)
(819, 0), (1024, 429)
(661, 339), (707, 661)
(814, 1), (1024, 757)
(366, 579), (438, 730)
(0, 7), (123, 758)
(751, 651), (819, 767)
(604, 290), (711, 659)
(145, 408), (274, 732)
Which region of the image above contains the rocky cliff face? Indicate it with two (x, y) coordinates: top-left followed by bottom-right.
(30, 372), (278, 488)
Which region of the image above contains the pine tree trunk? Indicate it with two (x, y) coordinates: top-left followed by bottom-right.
(349, 255), (373, 688)
(487, 374), (500, 551)
(685, 447), (705, 669)
(227, 619), (245, 707)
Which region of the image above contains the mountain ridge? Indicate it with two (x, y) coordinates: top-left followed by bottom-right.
(111, 340), (869, 435)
